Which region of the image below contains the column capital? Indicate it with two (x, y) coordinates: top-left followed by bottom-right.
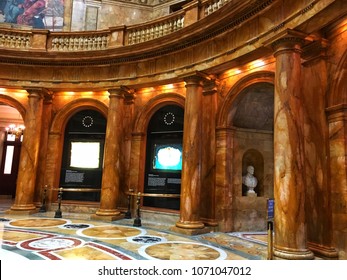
(25, 87), (51, 99)
(108, 86), (136, 102)
(302, 38), (329, 65)
(264, 29), (307, 55)
(203, 77), (219, 96)
(182, 71), (212, 86)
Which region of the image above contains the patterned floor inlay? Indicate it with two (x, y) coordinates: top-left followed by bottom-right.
(0, 214), (269, 260)
(139, 241), (227, 260)
(9, 218), (69, 228)
(198, 232), (267, 260)
(77, 225), (146, 239)
(229, 231), (268, 245)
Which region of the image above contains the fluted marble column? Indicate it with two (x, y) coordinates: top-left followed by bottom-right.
(9, 88), (45, 213)
(176, 75), (205, 230)
(94, 88), (125, 220)
(271, 31), (314, 259)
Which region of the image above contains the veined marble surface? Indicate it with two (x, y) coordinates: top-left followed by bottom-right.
(0, 213), (268, 260)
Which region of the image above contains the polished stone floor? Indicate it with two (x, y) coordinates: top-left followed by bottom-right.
(0, 199), (268, 260)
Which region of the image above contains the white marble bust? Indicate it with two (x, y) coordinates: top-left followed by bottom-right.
(242, 165), (258, 197)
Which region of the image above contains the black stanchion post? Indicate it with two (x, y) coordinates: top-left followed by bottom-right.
(54, 188), (63, 218)
(267, 220), (274, 260)
(267, 198), (274, 260)
(125, 188), (133, 219)
(133, 192), (142, 227)
(39, 185), (48, 212)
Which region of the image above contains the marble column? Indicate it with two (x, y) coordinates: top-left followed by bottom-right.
(9, 88), (45, 213)
(271, 30), (314, 259)
(93, 88), (125, 220)
(175, 75), (205, 230)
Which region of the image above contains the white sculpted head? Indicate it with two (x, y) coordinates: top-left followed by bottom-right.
(247, 165), (254, 175)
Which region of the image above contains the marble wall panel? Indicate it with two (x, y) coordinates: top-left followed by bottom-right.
(233, 197), (268, 231)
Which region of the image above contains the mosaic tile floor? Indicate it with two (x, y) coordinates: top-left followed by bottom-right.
(0, 214), (268, 260)
(0, 199), (269, 260)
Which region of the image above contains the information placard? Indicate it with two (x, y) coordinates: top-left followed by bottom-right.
(267, 199), (274, 220)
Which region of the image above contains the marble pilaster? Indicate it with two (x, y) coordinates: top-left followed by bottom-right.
(326, 104), (347, 258)
(271, 30), (314, 259)
(175, 75), (205, 231)
(34, 92), (54, 207)
(121, 90), (136, 208)
(9, 88), (45, 213)
(128, 132), (146, 193)
(215, 127), (235, 232)
(93, 87), (125, 221)
(302, 39), (338, 259)
(200, 79), (218, 227)
(44, 132), (62, 206)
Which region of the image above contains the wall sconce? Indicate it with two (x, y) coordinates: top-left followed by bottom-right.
(6, 124), (25, 139)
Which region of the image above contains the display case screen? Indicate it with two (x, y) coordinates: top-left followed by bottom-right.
(70, 142), (100, 168)
(153, 144), (182, 171)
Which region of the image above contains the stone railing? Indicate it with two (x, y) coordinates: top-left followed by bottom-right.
(127, 12), (185, 45)
(203, 0), (231, 16)
(50, 33), (109, 51)
(0, 0), (260, 52)
(0, 30), (31, 49)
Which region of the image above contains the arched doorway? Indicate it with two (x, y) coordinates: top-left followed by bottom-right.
(59, 109), (106, 201)
(143, 104), (184, 210)
(0, 105), (25, 198)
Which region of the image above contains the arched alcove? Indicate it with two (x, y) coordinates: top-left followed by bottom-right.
(59, 109), (107, 202)
(227, 81), (274, 232)
(143, 104), (184, 211)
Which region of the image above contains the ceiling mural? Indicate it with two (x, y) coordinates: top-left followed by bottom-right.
(0, 0), (64, 30)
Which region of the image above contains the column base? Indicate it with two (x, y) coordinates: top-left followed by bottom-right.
(201, 218), (218, 227)
(308, 242), (339, 259)
(171, 225), (213, 236)
(175, 220), (205, 229)
(274, 246), (314, 260)
(172, 220), (209, 235)
(7, 204), (38, 215)
(91, 209), (124, 221)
